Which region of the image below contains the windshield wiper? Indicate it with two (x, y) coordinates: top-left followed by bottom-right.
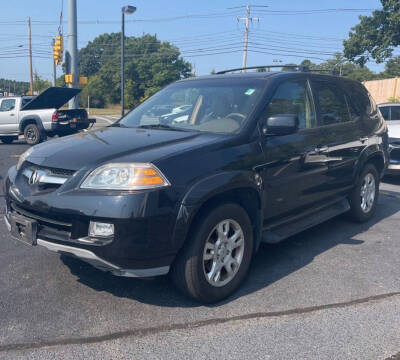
(110, 122), (128, 128)
(137, 124), (189, 131)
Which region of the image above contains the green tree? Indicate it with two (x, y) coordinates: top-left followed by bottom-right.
(33, 72), (51, 94)
(382, 56), (400, 78)
(77, 33), (191, 108)
(343, 0), (400, 65)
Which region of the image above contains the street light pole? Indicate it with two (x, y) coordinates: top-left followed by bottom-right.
(121, 10), (125, 117)
(121, 5), (136, 118)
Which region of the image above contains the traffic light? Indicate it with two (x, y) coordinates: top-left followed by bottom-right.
(53, 35), (63, 66)
(65, 74), (73, 84)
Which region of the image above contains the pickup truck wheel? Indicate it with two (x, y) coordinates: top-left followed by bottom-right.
(348, 163), (379, 223)
(0, 136), (16, 144)
(171, 203), (253, 303)
(24, 124), (45, 145)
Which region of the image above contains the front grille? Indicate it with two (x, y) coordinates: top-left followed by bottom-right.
(21, 162), (76, 194)
(24, 161), (75, 177)
(10, 201), (72, 230)
(10, 201), (89, 241)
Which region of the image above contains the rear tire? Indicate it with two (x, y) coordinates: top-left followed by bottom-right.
(0, 136), (16, 144)
(171, 203), (253, 303)
(348, 163), (379, 223)
(24, 124), (46, 145)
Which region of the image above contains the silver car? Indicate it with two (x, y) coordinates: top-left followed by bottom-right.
(378, 102), (400, 174)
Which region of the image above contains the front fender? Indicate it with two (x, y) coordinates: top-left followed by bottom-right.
(182, 170), (261, 206)
(171, 171), (262, 250)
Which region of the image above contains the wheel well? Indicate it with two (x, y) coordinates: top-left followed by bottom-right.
(20, 119), (38, 133)
(365, 154), (385, 177)
(187, 187), (261, 249)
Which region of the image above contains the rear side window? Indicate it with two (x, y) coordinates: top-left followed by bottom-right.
(266, 79), (316, 129)
(379, 106), (390, 120)
(0, 99), (16, 111)
(312, 80), (350, 126)
(391, 106), (400, 121)
(342, 81), (371, 117)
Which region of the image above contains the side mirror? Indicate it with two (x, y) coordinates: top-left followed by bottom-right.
(262, 114), (299, 136)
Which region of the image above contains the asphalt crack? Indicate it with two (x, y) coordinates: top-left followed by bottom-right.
(0, 291), (399, 353)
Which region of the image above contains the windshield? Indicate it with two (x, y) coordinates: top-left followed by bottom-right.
(118, 79), (264, 134)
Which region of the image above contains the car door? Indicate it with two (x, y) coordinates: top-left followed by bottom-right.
(0, 98), (18, 134)
(310, 78), (365, 195)
(258, 76), (331, 222)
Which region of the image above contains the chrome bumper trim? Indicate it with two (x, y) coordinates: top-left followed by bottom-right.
(36, 239), (170, 277)
(22, 168), (68, 185)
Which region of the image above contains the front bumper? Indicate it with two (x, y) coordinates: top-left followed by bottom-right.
(4, 214), (169, 277)
(3, 165), (187, 277)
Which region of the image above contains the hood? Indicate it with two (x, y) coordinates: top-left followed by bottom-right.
(387, 121), (400, 139)
(22, 87), (81, 110)
(26, 126), (221, 171)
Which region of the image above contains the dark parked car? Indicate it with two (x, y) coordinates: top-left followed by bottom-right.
(3, 66), (388, 303)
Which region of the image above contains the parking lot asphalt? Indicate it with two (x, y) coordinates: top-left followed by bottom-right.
(1, 136), (400, 359)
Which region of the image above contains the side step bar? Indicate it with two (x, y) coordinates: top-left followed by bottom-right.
(262, 198), (350, 244)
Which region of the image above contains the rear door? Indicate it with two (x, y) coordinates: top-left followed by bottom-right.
(259, 76), (331, 221)
(310, 77), (365, 195)
(0, 98), (18, 134)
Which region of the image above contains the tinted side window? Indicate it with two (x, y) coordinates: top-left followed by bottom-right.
(379, 106), (390, 120)
(0, 99), (16, 111)
(391, 106), (400, 121)
(313, 81), (350, 126)
(342, 81), (370, 116)
(266, 79), (315, 129)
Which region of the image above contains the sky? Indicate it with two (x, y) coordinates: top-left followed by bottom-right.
(0, 0), (386, 83)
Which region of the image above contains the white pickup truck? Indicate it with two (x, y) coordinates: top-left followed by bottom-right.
(0, 87), (95, 145)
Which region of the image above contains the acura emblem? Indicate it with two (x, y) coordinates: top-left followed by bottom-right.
(28, 170), (41, 185)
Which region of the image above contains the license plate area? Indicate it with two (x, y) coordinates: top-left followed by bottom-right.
(10, 213), (38, 246)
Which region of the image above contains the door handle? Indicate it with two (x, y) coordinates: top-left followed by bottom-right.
(315, 146), (329, 153)
(9, 114), (15, 116)
(360, 137), (368, 143)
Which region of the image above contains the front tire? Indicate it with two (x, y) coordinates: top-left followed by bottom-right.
(171, 203), (254, 303)
(348, 163), (379, 222)
(24, 124), (46, 145)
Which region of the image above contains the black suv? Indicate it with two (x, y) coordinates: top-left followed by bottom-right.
(3, 66), (388, 303)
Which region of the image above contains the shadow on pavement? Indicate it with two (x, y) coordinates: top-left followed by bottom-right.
(61, 194), (400, 308)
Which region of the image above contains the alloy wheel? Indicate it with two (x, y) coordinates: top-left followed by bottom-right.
(202, 219), (245, 287)
(360, 172), (376, 213)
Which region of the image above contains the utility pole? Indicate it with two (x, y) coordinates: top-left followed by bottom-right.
(68, 0), (78, 109)
(237, 5), (259, 71)
(28, 17), (33, 95)
(52, 39), (57, 86)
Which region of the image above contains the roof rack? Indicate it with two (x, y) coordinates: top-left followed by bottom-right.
(216, 65), (340, 76)
(216, 65), (310, 74)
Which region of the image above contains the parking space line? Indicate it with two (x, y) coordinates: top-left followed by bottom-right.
(1, 291), (399, 353)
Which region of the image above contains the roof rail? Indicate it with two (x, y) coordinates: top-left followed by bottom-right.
(216, 65), (310, 74)
(216, 65), (341, 76)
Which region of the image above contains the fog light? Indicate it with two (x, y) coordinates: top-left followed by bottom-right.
(89, 221), (114, 237)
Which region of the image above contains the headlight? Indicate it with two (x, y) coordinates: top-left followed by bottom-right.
(16, 147), (34, 170)
(81, 163), (170, 190)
